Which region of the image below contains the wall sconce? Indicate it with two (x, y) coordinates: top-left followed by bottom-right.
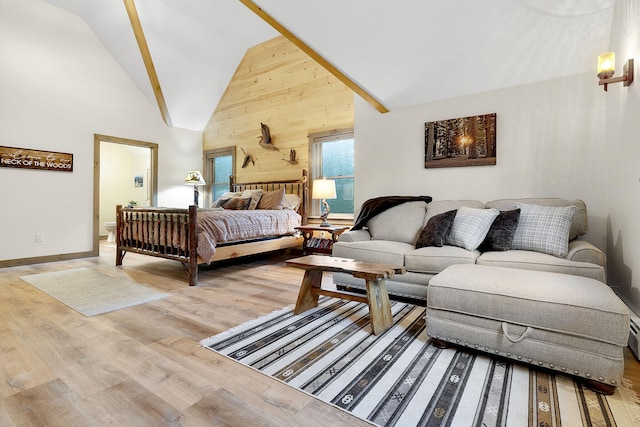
(312, 178), (337, 227)
(597, 52), (634, 91)
(184, 170), (206, 206)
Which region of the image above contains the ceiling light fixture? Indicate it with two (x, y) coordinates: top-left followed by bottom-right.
(597, 52), (634, 91)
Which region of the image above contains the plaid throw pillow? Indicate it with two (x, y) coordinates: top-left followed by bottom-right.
(511, 203), (576, 258)
(446, 207), (499, 251)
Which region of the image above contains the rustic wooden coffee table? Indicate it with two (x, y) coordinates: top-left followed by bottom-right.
(286, 255), (405, 335)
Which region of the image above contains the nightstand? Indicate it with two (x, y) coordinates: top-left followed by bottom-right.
(296, 225), (350, 255)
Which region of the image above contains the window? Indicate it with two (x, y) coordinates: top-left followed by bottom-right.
(309, 129), (354, 219)
(204, 147), (235, 207)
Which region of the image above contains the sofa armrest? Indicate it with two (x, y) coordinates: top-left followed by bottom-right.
(338, 229), (372, 242)
(566, 239), (606, 267)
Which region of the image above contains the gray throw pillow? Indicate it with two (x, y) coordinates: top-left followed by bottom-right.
(368, 201), (428, 245)
(478, 208), (521, 252)
(511, 203), (575, 258)
(446, 207), (499, 251)
(416, 210), (457, 248)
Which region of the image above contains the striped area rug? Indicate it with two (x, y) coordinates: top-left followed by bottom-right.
(201, 298), (640, 426)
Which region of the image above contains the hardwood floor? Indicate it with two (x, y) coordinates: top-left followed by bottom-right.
(1, 242), (639, 425)
(0, 243), (366, 426)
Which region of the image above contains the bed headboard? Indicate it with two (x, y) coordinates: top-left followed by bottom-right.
(230, 169), (309, 225)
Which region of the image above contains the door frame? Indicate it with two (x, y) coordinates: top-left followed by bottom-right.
(93, 134), (158, 255)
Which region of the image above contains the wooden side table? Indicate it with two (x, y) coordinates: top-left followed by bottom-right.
(296, 225), (350, 255)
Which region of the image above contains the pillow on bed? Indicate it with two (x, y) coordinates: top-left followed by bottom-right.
(241, 189), (264, 210)
(257, 187), (286, 210)
(212, 191), (242, 208)
(283, 194), (301, 211)
(220, 197), (251, 210)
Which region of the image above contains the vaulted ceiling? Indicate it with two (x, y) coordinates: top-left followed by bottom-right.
(43, 0), (615, 131)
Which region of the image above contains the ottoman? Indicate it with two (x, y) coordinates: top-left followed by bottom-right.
(426, 264), (630, 393)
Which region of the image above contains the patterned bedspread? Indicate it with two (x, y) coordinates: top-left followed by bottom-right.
(197, 209), (301, 261)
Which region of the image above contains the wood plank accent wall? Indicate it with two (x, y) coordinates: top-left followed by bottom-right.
(203, 36), (354, 183)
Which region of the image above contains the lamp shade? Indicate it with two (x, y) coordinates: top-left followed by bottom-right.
(312, 178), (337, 199)
(597, 52), (615, 78)
(184, 170), (206, 186)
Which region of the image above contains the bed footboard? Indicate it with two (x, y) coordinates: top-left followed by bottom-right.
(116, 204), (199, 286)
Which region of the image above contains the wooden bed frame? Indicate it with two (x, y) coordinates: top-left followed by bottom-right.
(115, 170), (309, 286)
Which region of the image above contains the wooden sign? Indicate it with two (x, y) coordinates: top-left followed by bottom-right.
(0, 146), (73, 172)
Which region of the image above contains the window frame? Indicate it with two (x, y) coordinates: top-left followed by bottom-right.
(203, 146), (236, 208)
(308, 128), (354, 220)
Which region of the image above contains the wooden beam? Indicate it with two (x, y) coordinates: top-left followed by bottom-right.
(238, 0), (389, 114)
(123, 0), (173, 127)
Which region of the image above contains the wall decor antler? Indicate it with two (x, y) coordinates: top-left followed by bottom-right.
(282, 148), (298, 164)
(240, 147), (254, 168)
(258, 122), (278, 150)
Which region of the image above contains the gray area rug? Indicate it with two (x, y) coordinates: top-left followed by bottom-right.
(202, 298), (640, 426)
(20, 268), (169, 317)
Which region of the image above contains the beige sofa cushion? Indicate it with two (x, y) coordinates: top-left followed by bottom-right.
(476, 249), (605, 282)
(405, 245), (480, 274)
(367, 201), (428, 244)
(485, 198), (587, 240)
(332, 240), (413, 267)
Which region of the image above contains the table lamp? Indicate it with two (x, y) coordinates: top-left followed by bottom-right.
(312, 178), (337, 227)
(184, 170), (206, 206)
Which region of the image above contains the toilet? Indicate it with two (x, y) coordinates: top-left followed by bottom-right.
(104, 222), (117, 243)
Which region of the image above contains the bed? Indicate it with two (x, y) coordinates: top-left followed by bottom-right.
(115, 170), (309, 286)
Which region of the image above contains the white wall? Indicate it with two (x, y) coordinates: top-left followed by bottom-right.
(0, 0), (202, 261)
(354, 71), (608, 251)
(605, 0), (640, 313)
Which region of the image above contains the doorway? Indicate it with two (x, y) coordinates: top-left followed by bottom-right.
(93, 134), (158, 255)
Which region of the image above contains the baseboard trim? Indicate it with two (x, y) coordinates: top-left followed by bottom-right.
(0, 251), (97, 268)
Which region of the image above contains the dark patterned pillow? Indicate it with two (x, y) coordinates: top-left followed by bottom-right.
(478, 209), (521, 252)
(416, 210), (457, 248)
(220, 197), (251, 210)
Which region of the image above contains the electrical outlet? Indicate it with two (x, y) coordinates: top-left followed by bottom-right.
(36, 233), (44, 243)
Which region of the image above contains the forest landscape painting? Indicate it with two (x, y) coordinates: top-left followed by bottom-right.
(424, 113), (496, 168)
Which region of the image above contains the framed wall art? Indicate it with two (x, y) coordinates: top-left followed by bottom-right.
(424, 113), (496, 169)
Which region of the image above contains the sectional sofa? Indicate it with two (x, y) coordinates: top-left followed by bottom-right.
(332, 198), (606, 300)
(331, 197), (631, 392)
